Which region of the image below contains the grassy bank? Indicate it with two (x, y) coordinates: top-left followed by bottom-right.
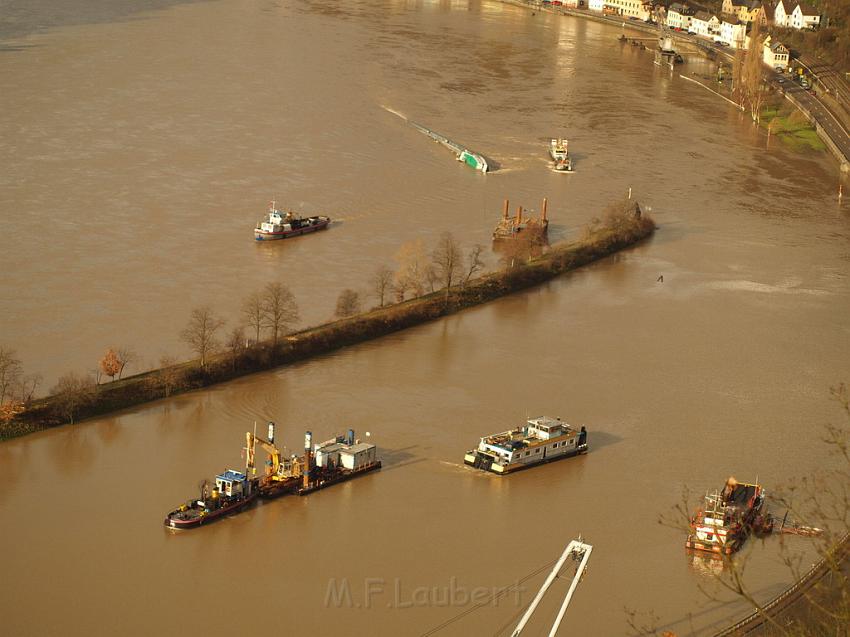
(761, 104), (827, 152)
(1, 208), (655, 441)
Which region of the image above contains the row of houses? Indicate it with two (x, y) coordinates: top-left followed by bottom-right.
(584, 0), (823, 33)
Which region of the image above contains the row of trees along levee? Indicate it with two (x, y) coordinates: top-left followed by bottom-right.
(627, 383), (850, 637)
(0, 197), (654, 440)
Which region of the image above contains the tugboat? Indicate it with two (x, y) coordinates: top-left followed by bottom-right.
(685, 477), (770, 555)
(549, 138), (573, 172)
(252, 423), (382, 498)
(164, 433), (260, 529)
(254, 201), (330, 241)
(464, 416), (588, 475)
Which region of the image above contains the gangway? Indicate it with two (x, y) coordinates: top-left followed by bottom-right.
(511, 537), (593, 637)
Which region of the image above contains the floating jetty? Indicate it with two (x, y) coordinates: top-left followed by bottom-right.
(385, 107), (488, 172)
(492, 198), (549, 241)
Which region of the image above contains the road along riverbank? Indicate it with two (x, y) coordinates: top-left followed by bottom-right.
(1, 205), (655, 441)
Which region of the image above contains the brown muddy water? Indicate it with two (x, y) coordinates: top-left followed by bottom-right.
(1, 0), (849, 635)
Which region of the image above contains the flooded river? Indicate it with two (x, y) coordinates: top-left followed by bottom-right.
(1, 0), (849, 634)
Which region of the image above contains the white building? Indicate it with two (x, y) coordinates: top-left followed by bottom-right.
(589, 0), (605, 11)
(774, 1), (821, 29)
(689, 11), (721, 36)
(601, 0), (652, 20)
(763, 37), (790, 71)
(790, 2), (821, 29)
(720, 19), (748, 48)
(666, 3), (695, 29)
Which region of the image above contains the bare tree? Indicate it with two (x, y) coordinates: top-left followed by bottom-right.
(432, 232), (463, 303)
(149, 355), (184, 398)
(335, 289), (362, 318)
(15, 373), (41, 404)
(241, 291), (266, 344)
(372, 265), (394, 308)
(51, 372), (96, 424)
(262, 283), (299, 345)
(463, 244), (485, 288)
(116, 346), (137, 380)
(0, 347), (23, 405)
(99, 348), (122, 383)
(226, 326), (246, 370)
(180, 306), (224, 367)
(395, 240), (429, 298)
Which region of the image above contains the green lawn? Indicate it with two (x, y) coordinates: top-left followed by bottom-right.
(760, 105), (827, 152)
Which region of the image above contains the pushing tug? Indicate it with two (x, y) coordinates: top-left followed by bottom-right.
(464, 416), (588, 475)
(252, 422), (381, 498)
(549, 138), (573, 172)
(254, 200), (330, 241)
(685, 477), (771, 555)
(164, 433), (260, 529)
(492, 198), (550, 242)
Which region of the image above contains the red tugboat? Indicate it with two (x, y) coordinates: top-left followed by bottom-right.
(685, 477), (771, 555)
(164, 433), (260, 530)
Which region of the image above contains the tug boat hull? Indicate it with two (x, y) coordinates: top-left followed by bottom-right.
(254, 216), (330, 241)
(164, 490), (258, 529)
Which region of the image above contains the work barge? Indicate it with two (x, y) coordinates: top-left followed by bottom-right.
(164, 423), (381, 529)
(492, 198), (550, 242)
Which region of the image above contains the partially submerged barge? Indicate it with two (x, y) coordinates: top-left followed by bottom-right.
(464, 416), (588, 475)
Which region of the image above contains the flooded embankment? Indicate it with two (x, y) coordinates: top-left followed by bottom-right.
(5, 210), (654, 440)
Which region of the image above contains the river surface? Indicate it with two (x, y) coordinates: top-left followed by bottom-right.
(1, 0), (849, 635)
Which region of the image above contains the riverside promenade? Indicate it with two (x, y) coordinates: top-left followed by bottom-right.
(506, 0), (850, 172)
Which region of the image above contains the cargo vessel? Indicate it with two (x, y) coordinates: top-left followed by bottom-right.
(252, 422), (381, 498)
(464, 416), (588, 475)
(549, 138), (573, 172)
(685, 477), (770, 555)
(492, 198), (549, 242)
(254, 201), (330, 241)
(164, 433), (260, 529)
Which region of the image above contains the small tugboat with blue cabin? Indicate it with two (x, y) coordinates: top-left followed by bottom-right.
(464, 416), (587, 475)
(254, 200), (331, 241)
(164, 433), (260, 529)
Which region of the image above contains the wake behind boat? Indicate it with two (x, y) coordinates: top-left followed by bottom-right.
(254, 201), (330, 241)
